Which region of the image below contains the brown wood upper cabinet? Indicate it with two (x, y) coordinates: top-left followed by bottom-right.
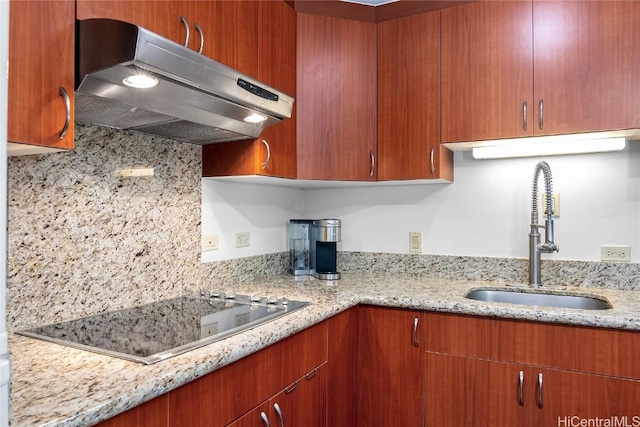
(441, 0), (640, 143)
(296, 13), (377, 181)
(377, 11), (452, 181)
(202, 0), (297, 179)
(8, 0), (75, 150)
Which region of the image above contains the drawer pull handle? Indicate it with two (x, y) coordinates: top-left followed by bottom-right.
(260, 411), (270, 427)
(518, 370), (524, 406)
(522, 101), (528, 131)
(412, 317), (419, 347)
(58, 87), (70, 140)
(284, 381), (298, 394)
(537, 373), (544, 408)
(305, 368), (318, 380)
(274, 402), (285, 427)
(180, 15), (190, 48)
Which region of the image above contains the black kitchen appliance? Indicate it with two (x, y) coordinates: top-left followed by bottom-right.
(311, 219), (341, 280)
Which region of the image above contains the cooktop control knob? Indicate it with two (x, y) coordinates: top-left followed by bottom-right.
(224, 291), (236, 299)
(250, 294), (261, 302)
(266, 295), (278, 305)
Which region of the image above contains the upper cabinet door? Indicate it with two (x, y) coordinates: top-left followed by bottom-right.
(76, 1), (189, 47)
(533, 1), (640, 136)
(255, 0), (297, 178)
(198, 0), (258, 78)
(8, 0), (75, 149)
(378, 11), (451, 181)
(441, 1), (534, 143)
(296, 13), (377, 181)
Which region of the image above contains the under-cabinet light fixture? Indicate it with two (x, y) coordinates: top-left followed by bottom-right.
(472, 137), (626, 160)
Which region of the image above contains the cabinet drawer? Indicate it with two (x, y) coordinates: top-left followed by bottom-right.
(425, 312), (640, 379)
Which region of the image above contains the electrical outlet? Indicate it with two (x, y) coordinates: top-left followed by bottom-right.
(409, 231), (422, 254)
(542, 193), (560, 217)
(600, 245), (631, 262)
(201, 234), (219, 251)
(235, 232), (250, 248)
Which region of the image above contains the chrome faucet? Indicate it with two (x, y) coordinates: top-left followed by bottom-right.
(529, 161), (559, 288)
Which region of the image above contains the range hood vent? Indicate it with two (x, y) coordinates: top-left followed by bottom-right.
(75, 19), (294, 145)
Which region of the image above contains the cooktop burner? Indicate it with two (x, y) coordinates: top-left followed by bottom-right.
(17, 295), (310, 364)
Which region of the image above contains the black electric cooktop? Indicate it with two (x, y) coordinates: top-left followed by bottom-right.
(17, 295), (310, 364)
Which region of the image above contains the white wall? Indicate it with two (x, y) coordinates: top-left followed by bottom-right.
(201, 179), (305, 262)
(202, 144), (640, 262)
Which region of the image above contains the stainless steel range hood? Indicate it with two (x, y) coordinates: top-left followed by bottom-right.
(75, 19), (294, 145)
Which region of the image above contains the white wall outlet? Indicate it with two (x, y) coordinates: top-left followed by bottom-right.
(409, 231), (422, 254)
(542, 193), (560, 217)
(235, 231), (250, 248)
(202, 234), (219, 251)
(600, 245), (631, 262)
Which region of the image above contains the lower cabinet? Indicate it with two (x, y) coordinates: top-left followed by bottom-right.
(425, 312), (640, 427)
(357, 306), (425, 427)
(96, 308), (640, 427)
(228, 363), (327, 427)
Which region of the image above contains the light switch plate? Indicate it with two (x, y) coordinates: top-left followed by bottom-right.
(409, 232), (422, 254)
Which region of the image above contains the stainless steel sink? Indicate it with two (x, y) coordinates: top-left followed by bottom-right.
(465, 289), (612, 310)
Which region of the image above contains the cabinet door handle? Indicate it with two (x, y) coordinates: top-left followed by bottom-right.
(284, 381), (298, 394)
(538, 99), (544, 130)
(261, 139), (271, 170)
(180, 15), (190, 48)
(273, 402), (285, 427)
(429, 147), (435, 175)
(58, 87), (71, 140)
(194, 22), (204, 54)
(369, 151), (375, 177)
(518, 370), (524, 406)
(537, 373), (543, 408)
(522, 101), (528, 131)
(305, 367), (318, 380)
(412, 316), (419, 347)
(260, 411), (270, 427)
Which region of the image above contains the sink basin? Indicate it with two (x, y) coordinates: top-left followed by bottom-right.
(465, 289), (612, 310)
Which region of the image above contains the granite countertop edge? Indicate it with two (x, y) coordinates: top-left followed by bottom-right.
(10, 274), (640, 427)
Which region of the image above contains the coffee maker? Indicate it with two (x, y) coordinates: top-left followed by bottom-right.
(287, 219), (313, 275)
(311, 219), (341, 280)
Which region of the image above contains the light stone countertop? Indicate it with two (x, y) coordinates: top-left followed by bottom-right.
(9, 274), (640, 427)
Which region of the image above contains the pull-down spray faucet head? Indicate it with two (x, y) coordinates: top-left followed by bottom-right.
(529, 161), (559, 287)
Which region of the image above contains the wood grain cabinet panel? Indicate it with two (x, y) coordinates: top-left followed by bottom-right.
(296, 13), (377, 181)
(377, 11), (452, 181)
(426, 353), (530, 427)
(358, 306), (425, 427)
(424, 312), (640, 426)
(202, 0), (297, 179)
(441, 0), (533, 143)
(533, 1), (640, 135)
(442, 0), (640, 144)
(327, 308), (358, 427)
(96, 394), (169, 427)
(8, 0), (75, 150)
(76, 1), (188, 48)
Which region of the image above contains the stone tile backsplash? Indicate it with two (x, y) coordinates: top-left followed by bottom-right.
(7, 124), (202, 331)
(6, 124), (639, 331)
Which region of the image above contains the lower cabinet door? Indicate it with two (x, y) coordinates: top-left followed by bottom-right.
(532, 367), (640, 425)
(227, 363), (327, 427)
(425, 352), (530, 427)
(226, 403), (270, 427)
